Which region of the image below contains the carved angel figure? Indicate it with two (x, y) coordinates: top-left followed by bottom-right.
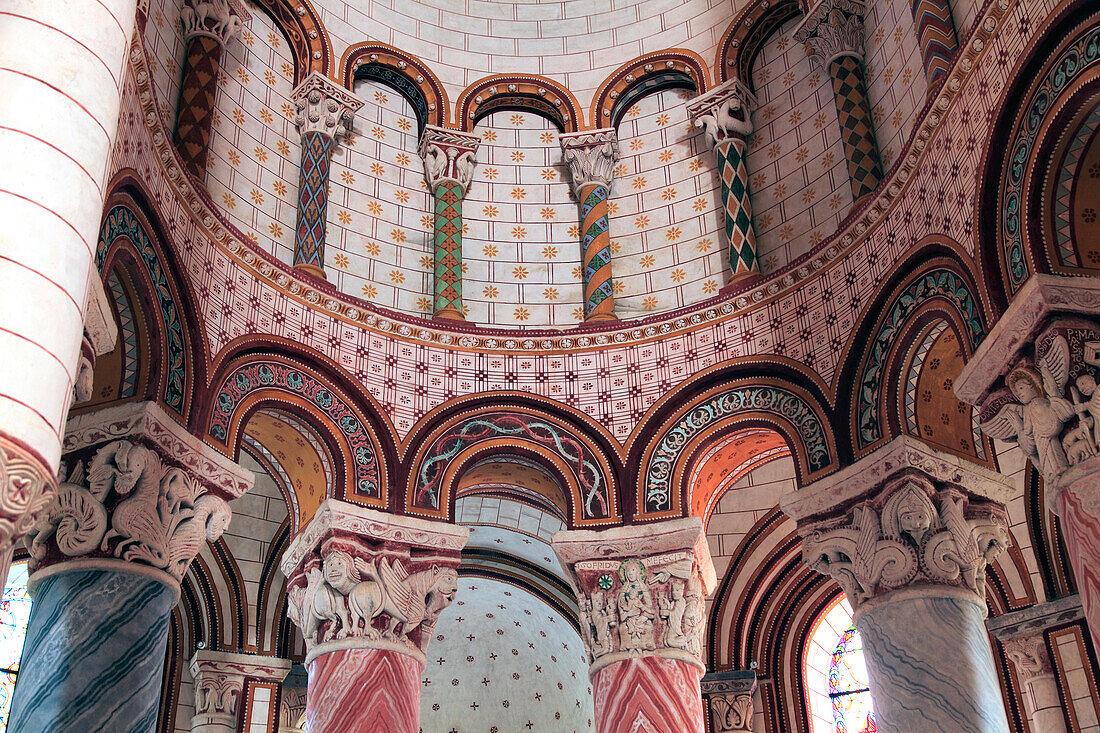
(345, 557), (458, 646)
(982, 335), (1079, 482)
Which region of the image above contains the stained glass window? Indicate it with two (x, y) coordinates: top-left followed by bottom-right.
(804, 595), (876, 733)
(0, 561), (31, 732)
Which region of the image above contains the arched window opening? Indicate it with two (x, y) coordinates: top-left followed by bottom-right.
(0, 561), (32, 731)
(805, 595), (876, 733)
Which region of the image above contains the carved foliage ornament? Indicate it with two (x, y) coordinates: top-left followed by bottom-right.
(25, 440), (232, 583)
(711, 693), (754, 732)
(0, 437), (53, 557)
(573, 552), (707, 673)
(980, 322), (1100, 491)
(180, 0), (242, 44)
(292, 73), (363, 141)
(794, 0), (867, 66)
(1002, 634), (1054, 683)
(801, 477), (1008, 609)
(418, 126), (480, 192)
(559, 130), (620, 194)
(285, 537), (459, 663)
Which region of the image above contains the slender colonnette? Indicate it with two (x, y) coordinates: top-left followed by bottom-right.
(8, 401), (253, 732)
(281, 499), (469, 733)
(688, 79), (761, 285)
(418, 126), (480, 320)
(553, 517), (716, 733)
(560, 129), (621, 322)
(290, 73), (362, 279)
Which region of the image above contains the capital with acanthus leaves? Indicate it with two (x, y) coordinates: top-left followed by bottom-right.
(291, 72), (364, 142)
(558, 129), (620, 195)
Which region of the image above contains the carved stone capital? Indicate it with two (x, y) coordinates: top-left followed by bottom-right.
(794, 0), (867, 66)
(987, 594), (1084, 640)
(0, 434), (55, 577)
(26, 402), (253, 589)
(278, 685), (306, 733)
(1001, 634), (1054, 683)
(687, 78), (757, 149)
(784, 437), (1010, 612)
(418, 125), (480, 193)
(955, 276), (1100, 511)
(281, 499), (469, 667)
(702, 670), (757, 732)
(552, 517), (715, 675)
(180, 0), (244, 45)
(291, 72), (363, 142)
(190, 650), (291, 730)
(559, 128), (620, 195)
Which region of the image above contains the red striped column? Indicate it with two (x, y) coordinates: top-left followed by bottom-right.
(0, 0), (139, 589)
(560, 130), (620, 323)
(955, 276), (1100, 648)
(553, 518), (716, 733)
(281, 500), (469, 733)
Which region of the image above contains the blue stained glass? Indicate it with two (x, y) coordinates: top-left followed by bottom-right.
(0, 561), (32, 733)
(829, 623), (876, 733)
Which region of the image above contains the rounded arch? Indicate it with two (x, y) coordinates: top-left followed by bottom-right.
(95, 179), (210, 422)
(715, 0), (803, 90)
(202, 337), (396, 513)
(456, 74), (583, 133)
(590, 50), (709, 129)
(245, 0), (334, 84)
(835, 243), (988, 459)
(341, 42), (449, 131)
(977, 0), (1100, 310)
(629, 357), (838, 520)
(401, 393), (623, 527)
(688, 427), (792, 526)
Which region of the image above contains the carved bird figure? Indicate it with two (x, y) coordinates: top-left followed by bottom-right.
(167, 493), (231, 580)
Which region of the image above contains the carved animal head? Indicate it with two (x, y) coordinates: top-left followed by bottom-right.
(196, 495), (231, 540)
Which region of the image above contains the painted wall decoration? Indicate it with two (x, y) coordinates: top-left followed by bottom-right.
(856, 268), (984, 448)
(644, 384), (832, 514)
(209, 360), (381, 498)
(96, 205), (187, 414)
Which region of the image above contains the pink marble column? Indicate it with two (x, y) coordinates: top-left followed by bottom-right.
(955, 275), (1100, 643)
(281, 500), (468, 733)
(552, 518), (716, 733)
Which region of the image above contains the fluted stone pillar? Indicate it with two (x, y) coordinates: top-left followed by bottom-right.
(290, 73), (362, 279)
(174, 0), (245, 181)
(955, 275), (1100, 644)
(190, 650), (292, 733)
(0, 0), (139, 591)
(281, 499), (468, 733)
(418, 126), (480, 321)
(909, 0), (959, 87)
(782, 435), (1013, 733)
(702, 670), (756, 732)
(795, 0), (884, 202)
(560, 129), (620, 322)
(8, 401), (253, 732)
(988, 596), (1081, 733)
(688, 79), (761, 284)
(553, 518), (716, 733)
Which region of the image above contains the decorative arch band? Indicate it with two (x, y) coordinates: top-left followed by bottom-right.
(208, 360), (381, 498)
(96, 205), (186, 414)
(644, 385), (832, 513)
(856, 268), (984, 448)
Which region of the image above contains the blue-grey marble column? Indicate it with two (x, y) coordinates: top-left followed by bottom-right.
(782, 436), (1014, 733)
(9, 568), (177, 732)
(857, 594), (1008, 732)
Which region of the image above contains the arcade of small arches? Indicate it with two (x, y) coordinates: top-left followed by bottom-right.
(3, 0), (1100, 732)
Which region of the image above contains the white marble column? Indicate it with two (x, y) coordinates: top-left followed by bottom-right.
(988, 595), (1081, 733)
(191, 651), (292, 733)
(0, 0), (139, 588)
(782, 435), (1013, 733)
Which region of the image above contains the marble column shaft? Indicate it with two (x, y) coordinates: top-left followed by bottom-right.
(782, 435), (1013, 733)
(795, 0), (884, 202)
(0, 0), (139, 590)
(280, 499), (468, 733)
(290, 73), (362, 279)
(909, 0), (959, 86)
(954, 275), (1100, 644)
(418, 126), (479, 321)
(190, 650), (292, 733)
(553, 517), (717, 733)
(8, 401), (253, 732)
(688, 79), (760, 283)
(174, 1), (244, 181)
(560, 129), (619, 322)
